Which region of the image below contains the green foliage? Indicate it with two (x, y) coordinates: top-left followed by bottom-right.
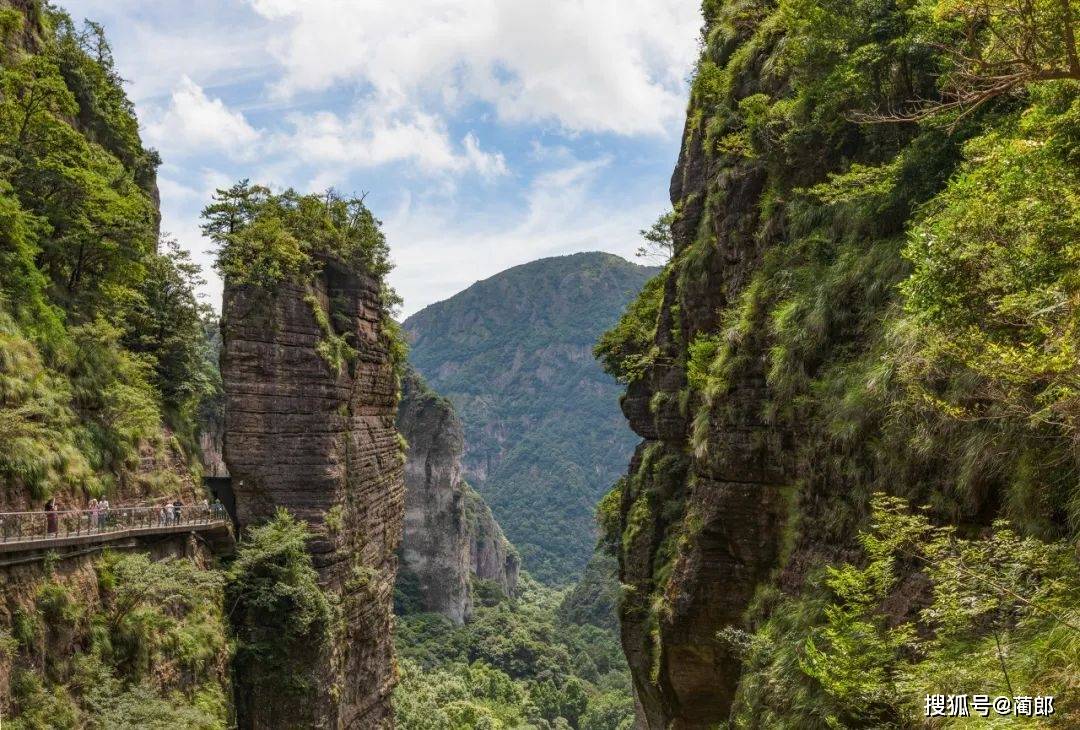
(595, 266), (667, 384)
(122, 239), (216, 439)
(304, 292), (357, 375)
(899, 85), (1080, 443)
(407, 252), (659, 583)
(0, 4), (209, 504)
(635, 210), (675, 263)
(228, 509), (331, 724)
(6, 552), (230, 728)
(557, 550), (622, 633)
(731, 497), (1080, 727)
(395, 575), (634, 730)
(203, 180), (392, 290)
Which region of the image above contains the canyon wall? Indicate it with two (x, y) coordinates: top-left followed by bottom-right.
(222, 256), (404, 728)
(396, 370), (472, 623)
(603, 1), (1079, 725)
(396, 369), (518, 623)
(463, 484), (519, 595)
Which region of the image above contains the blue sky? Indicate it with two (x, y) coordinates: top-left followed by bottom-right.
(61, 0), (701, 316)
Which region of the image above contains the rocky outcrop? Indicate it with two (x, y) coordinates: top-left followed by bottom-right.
(222, 256), (404, 728)
(463, 484), (519, 594)
(396, 369), (472, 623)
(611, 32), (793, 730)
(199, 428), (228, 478)
(395, 369), (518, 623)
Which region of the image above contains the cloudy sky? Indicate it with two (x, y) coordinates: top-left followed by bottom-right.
(62, 0), (701, 316)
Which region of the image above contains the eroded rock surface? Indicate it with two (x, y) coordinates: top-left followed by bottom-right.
(396, 369), (518, 623)
(222, 257), (404, 728)
(396, 369), (472, 623)
(613, 58), (791, 730)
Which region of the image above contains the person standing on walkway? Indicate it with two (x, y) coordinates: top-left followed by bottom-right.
(45, 499), (58, 536)
(172, 498), (183, 524)
(88, 498), (99, 532)
(98, 498), (109, 529)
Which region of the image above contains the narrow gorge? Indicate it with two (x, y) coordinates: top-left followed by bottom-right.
(3, 0), (1078, 728)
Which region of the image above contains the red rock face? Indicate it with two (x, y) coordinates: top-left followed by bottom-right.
(222, 257), (404, 729)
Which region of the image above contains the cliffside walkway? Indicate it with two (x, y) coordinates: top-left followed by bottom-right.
(0, 504), (231, 555)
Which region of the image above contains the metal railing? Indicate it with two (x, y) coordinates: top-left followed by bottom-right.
(0, 503), (229, 545)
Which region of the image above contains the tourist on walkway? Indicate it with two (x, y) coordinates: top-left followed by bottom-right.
(88, 498), (99, 532)
(45, 499), (58, 536)
(172, 498), (183, 524)
(98, 498), (109, 529)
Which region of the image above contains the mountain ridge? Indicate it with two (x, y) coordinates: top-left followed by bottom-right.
(404, 251), (659, 583)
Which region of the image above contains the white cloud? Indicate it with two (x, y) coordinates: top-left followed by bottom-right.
(244, 0), (701, 136)
(144, 75), (507, 180)
(278, 106), (507, 178)
(386, 153), (665, 317)
(144, 76), (261, 156)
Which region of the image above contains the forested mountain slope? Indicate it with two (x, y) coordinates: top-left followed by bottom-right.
(0, 1), (227, 724)
(598, 0), (1080, 727)
(0, 0), (213, 511)
(404, 252), (659, 583)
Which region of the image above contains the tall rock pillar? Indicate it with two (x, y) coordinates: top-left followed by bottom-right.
(222, 256), (405, 728)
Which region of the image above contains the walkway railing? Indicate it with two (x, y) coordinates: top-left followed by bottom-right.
(0, 504), (229, 546)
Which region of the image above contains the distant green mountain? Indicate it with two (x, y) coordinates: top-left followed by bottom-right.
(403, 252), (659, 584)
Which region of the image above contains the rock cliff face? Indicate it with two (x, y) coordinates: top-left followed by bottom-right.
(222, 256), (404, 728)
(605, 12), (802, 728)
(463, 483), (519, 593)
(396, 369), (472, 623)
(612, 107), (792, 730)
(601, 1), (1076, 725)
(396, 369), (518, 623)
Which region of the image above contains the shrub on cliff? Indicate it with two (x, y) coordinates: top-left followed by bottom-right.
(227, 509), (331, 724)
(203, 181), (392, 289)
(730, 494), (1080, 726)
(5, 552), (230, 729)
(0, 4), (214, 502)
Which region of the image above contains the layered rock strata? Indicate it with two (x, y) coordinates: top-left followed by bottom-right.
(222, 256), (404, 728)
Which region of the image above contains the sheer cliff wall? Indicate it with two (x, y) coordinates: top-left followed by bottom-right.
(222, 257), (404, 728)
(396, 369), (519, 624)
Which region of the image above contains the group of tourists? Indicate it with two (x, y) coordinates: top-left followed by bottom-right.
(33, 496), (227, 536)
(158, 498), (187, 526)
(41, 496), (113, 535)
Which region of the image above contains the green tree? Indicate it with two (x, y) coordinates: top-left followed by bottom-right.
(228, 509), (331, 726)
(122, 238), (215, 436)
